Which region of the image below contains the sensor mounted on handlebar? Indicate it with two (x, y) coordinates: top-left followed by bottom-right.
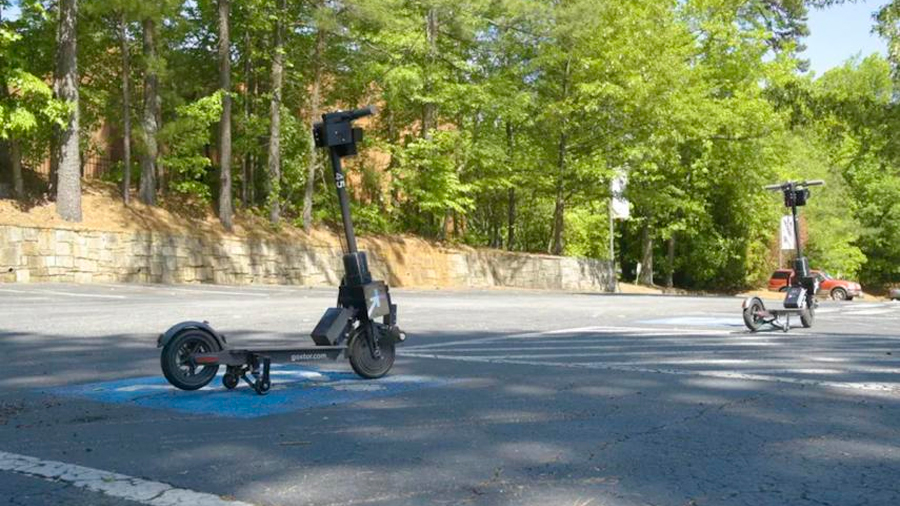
(313, 106), (376, 158)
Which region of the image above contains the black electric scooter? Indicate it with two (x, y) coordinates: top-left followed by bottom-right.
(157, 106), (406, 395)
(742, 179), (824, 332)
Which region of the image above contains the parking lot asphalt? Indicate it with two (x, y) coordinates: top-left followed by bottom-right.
(1, 283), (898, 506)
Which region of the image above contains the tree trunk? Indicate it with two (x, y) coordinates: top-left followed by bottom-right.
(55, 0), (81, 222)
(49, 135), (59, 193)
(119, 13), (132, 205)
(267, 0), (285, 225)
(156, 99), (165, 193)
(505, 122), (515, 251)
(302, 12), (325, 232)
(49, 11), (61, 194)
(507, 187), (516, 250)
(241, 30), (251, 208)
(639, 223), (654, 286)
(218, 0), (233, 231)
(422, 7), (438, 138)
(666, 235), (675, 288)
(139, 18), (159, 206)
(385, 106), (401, 211)
(550, 58), (571, 256)
(249, 67), (259, 206)
(10, 140), (23, 199)
(550, 130), (567, 255)
(551, 177), (564, 255)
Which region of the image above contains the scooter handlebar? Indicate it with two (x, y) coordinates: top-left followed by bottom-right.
(322, 105), (378, 124)
(763, 179), (826, 191)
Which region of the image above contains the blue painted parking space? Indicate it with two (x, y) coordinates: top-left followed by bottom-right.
(52, 366), (449, 419)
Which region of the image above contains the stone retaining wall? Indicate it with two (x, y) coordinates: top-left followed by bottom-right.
(0, 225), (615, 292)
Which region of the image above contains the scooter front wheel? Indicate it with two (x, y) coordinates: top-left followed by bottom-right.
(743, 300), (765, 332)
(348, 327), (395, 379)
(161, 330), (221, 390)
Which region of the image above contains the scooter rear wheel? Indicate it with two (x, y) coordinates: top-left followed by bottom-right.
(743, 300), (765, 332)
(801, 306), (815, 328)
(348, 327), (395, 379)
(161, 330), (221, 390)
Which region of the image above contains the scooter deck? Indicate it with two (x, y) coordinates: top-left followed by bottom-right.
(749, 304), (812, 333)
(194, 345), (347, 366)
(764, 307), (806, 316)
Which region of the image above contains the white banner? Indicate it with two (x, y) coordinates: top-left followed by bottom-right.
(611, 174), (630, 219)
(781, 215), (795, 250)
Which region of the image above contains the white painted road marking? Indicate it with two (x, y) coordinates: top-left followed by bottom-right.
(817, 304), (900, 315)
(400, 351), (900, 394)
(843, 303), (883, 309)
(0, 296), (52, 303)
(165, 287), (270, 297)
(843, 309), (896, 316)
(0, 287), (126, 299)
(400, 324), (900, 395)
(0, 450), (255, 506)
(402, 325), (737, 351)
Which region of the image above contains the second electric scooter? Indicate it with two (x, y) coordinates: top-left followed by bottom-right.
(742, 180), (824, 332)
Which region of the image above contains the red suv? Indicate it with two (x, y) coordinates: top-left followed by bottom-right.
(768, 269), (862, 300)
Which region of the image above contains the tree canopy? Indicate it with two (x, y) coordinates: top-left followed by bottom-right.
(2, 0), (899, 290)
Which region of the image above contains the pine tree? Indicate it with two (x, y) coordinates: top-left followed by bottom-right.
(218, 0), (233, 230)
(55, 0), (82, 222)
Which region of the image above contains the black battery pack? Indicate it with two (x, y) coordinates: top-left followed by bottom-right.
(783, 286), (807, 309)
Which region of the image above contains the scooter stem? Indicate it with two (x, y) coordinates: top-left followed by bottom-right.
(790, 182), (802, 260)
(329, 147), (358, 254)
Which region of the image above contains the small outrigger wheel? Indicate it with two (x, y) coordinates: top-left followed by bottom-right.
(255, 378), (271, 395)
(161, 330), (221, 390)
(222, 371), (240, 390)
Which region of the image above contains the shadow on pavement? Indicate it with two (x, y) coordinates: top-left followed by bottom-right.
(0, 328), (898, 506)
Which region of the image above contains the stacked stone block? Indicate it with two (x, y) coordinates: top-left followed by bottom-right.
(0, 225), (614, 292)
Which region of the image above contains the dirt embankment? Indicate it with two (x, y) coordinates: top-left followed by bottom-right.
(0, 181), (341, 246)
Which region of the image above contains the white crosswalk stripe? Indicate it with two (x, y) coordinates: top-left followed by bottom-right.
(400, 324), (900, 394)
(821, 302), (900, 317)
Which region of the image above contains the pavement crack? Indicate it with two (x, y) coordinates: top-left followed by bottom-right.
(595, 394), (763, 453)
(147, 487), (173, 501)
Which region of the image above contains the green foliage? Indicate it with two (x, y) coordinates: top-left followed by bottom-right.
(349, 202), (394, 235)
(159, 92), (223, 201)
(6, 0), (900, 290)
(277, 108), (311, 214)
(564, 206), (611, 260)
(396, 130), (475, 236)
(0, 8), (69, 159)
(0, 70), (68, 137)
(801, 55), (900, 286)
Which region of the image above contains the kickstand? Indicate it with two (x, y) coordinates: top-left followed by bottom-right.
(770, 315), (790, 332)
(241, 355), (272, 395)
